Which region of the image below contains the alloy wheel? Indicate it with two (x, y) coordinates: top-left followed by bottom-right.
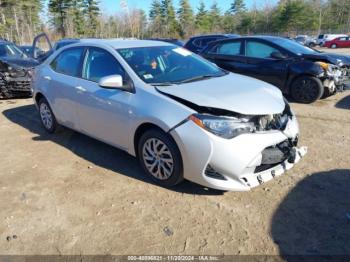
(40, 102), (53, 130)
(142, 138), (174, 180)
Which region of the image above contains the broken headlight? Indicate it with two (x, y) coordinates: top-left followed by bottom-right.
(189, 114), (255, 139)
(317, 62), (340, 77)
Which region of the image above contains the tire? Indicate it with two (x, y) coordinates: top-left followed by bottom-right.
(290, 76), (324, 103)
(321, 87), (334, 99)
(331, 44), (337, 49)
(308, 43), (316, 48)
(137, 128), (184, 187)
(38, 97), (58, 133)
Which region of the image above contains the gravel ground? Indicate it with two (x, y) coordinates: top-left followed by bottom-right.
(0, 81), (349, 255)
(317, 47), (350, 55)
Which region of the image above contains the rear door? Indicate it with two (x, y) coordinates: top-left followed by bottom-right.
(338, 37), (348, 48)
(345, 37), (350, 47)
(202, 39), (248, 75)
(243, 39), (289, 88)
(46, 46), (85, 129)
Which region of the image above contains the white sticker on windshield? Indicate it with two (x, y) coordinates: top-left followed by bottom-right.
(173, 47), (192, 57)
(143, 74), (153, 79)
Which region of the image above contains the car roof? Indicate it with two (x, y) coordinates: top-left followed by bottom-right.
(189, 34), (239, 39)
(69, 39), (173, 49)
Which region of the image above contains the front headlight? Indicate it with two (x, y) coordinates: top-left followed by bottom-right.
(317, 61), (339, 76)
(317, 61), (329, 71)
(189, 114), (255, 139)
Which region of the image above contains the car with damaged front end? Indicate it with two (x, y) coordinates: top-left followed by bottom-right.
(0, 39), (39, 99)
(32, 40), (306, 191)
(201, 36), (349, 103)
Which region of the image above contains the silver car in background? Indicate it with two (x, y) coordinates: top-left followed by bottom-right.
(32, 40), (307, 191)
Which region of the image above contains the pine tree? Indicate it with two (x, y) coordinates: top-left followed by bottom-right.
(70, 0), (85, 36)
(0, 0), (43, 43)
(195, 1), (210, 33)
(48, 0), (72, 37)
(149, 0), (162, 36)
(208, 1), (221, 32)
(177, 0), (194, 38)
(229, 0), (246, 14)
(84, 0), (100, 37)
(160, 0), (179, 37)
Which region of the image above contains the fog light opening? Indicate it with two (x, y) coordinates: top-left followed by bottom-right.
(205, 165), (227, 181)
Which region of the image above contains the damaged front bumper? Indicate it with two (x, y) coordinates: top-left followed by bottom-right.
(321, 65), (349, 94)
(0, 73), (32, 99)
(170, 116), (307, 191)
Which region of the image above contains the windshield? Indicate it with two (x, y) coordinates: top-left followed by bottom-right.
(269, 38), (317, 55)
(117, 46), (226, 84)
(0, 43), (26, 58)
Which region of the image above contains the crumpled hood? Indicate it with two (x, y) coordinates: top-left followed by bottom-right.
(0, 56), (39, 68)
(156, 73), (285, 115)
(302, 52), (350, 66)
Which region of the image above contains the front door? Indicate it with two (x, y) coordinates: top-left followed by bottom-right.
(76, 47), (133, 150)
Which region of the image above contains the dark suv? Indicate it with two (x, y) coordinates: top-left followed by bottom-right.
(184, 34), (240, 54)
(201, 36), (349, 103)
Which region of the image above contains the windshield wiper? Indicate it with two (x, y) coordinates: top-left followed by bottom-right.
(177, 74), (223, 84)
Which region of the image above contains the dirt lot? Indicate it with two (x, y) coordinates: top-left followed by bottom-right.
(0, 92), (350, 254)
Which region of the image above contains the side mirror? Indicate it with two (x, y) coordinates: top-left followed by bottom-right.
(271, 51), (286, 60)
(99, 75), (124, 89)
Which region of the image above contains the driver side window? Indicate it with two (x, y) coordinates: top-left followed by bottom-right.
(82, 48), (125, 83)
(246, 41), (280, 59)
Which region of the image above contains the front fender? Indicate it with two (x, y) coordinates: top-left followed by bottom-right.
(126, 87), (195, 156)
(286, 61), (324, 92)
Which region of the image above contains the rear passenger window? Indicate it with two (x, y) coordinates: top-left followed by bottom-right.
(246, 41), (279, 59)
(50, 48), (84, 77)
(210, 41), (241, 55)
(193, 37), (219, 48)
(82, 48), (125, 83)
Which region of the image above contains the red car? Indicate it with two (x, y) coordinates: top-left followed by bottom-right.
(324, 36), (350, 48)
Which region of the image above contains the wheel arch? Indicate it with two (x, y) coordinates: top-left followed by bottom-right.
(133, 122), (181, 158)
(133, 123), (166, 157)
(34, 92), (45, 106)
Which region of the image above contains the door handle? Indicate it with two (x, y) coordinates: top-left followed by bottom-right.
(43, 76), (51, 80)
(75, 86), (87, 92)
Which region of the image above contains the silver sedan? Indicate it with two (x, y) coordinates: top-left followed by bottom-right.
(32, 40), (307, 191)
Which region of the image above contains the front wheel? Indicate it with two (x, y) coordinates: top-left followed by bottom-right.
(331, 44), (337, 49)
(290, 76), (324, 103)
(38, 97), (59, 133)
(138, 129), (184, 187)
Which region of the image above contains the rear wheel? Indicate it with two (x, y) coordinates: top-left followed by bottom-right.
(138, 128), (184, 187)
(290, 76), (324, 103)
(331, 44), (337, 49)
(38, 97), (58, 133)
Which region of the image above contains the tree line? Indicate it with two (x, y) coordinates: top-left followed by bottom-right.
(1, 0), (350, 44)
